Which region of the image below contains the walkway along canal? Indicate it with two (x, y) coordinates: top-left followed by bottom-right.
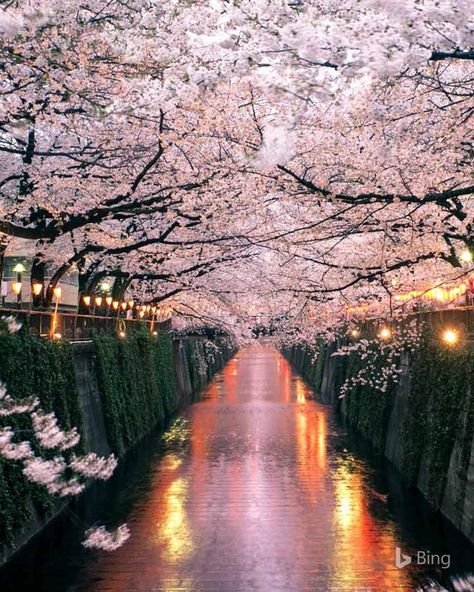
(0, 344), (473, 591)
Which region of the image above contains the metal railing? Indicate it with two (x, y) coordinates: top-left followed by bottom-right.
(0, 308), (172, 341)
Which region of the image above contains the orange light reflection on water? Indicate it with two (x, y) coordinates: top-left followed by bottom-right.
(82, 347), (422, 592)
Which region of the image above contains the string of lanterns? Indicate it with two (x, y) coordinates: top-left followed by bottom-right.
(348, 324), (461, 347)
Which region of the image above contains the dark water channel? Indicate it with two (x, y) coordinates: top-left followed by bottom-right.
(0, 345), (473, 591)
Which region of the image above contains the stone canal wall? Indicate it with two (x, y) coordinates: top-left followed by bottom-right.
(285, 334), (474, 544)
(0, 330), (234, 565)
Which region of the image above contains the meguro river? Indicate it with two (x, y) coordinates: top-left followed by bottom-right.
(0, 345), (473, 591)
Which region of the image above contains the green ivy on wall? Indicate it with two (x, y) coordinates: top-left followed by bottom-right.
(401, 331), (470, 506)
(184, 339), (203, 393)
(93, 332), (176, 455)
(93, 332), (231, 456)
(286, 325), (474, 512)
(283, 340), (326, 393)
(0, 329), (83, 547)
(338, 344), (397, 451)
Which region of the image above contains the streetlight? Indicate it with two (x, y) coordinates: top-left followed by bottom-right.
(12, 262), (26, 276)
(12, 263), (26, 308)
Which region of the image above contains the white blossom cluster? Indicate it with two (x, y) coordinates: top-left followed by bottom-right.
(70, 452), (117, 480)
(417, 573), (474, 591)
(333, 321), (423, 399)
(0, 386), (124, 543)
(32, 411), (81, 451)
(0, 382), (39, 416)
(1, 316), (22, 334)
(82, 524), (130, 552)
(0, 427), (33, 460)
(0, 322), (126, 550)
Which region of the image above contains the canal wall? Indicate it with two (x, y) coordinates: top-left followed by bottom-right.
(285, 333), (474, 544)
(0, 329), (234, 565)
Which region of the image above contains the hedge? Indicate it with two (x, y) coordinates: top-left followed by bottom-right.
(0, 328), (82, 546)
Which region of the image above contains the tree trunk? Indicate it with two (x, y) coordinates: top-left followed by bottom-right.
(30, 257), (46, 308)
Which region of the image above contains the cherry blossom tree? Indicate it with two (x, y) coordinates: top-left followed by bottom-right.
(0, 0), (472, 341)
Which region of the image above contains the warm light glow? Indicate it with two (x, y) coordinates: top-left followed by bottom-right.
(53, 287), (62, 299)
(100, 281), (111, 292)
(118, 331), (126, 338)
(83, 295), (91, 306)
(378, 326), (392, 340)
(442, 328), (459, 346)
(112, 300), (119, 310)
(139, 310), (145, 318)
(12, 263), (26, 274)
(152, 306), (157, 314)
(53, 332), (62, 340)
(152, 331), (158, 336)
(349, 328), (360, 338)
(32, 282), (43, 296)
(105, 296), (113, 306)
(11, 281), (22, 295)
(460, 249), (473, 264)
(121, 302), (127, 310)
(295, 377), (307, 404)
(95, 296), (103, 306)
(158, 477), (194, 562)
(128, 299), (134, 308)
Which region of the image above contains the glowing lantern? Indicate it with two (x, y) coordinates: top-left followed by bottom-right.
(442, 328), (459, 346)
(83, 295), (91, 306)
(32, 283), (43, 296)
(378, 326), (392, 341)
(11, 282), (22, 295)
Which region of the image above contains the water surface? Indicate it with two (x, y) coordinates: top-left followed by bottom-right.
(0, 345), (473, 591)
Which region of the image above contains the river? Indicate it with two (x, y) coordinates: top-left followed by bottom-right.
(0, 344), (473, 591)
